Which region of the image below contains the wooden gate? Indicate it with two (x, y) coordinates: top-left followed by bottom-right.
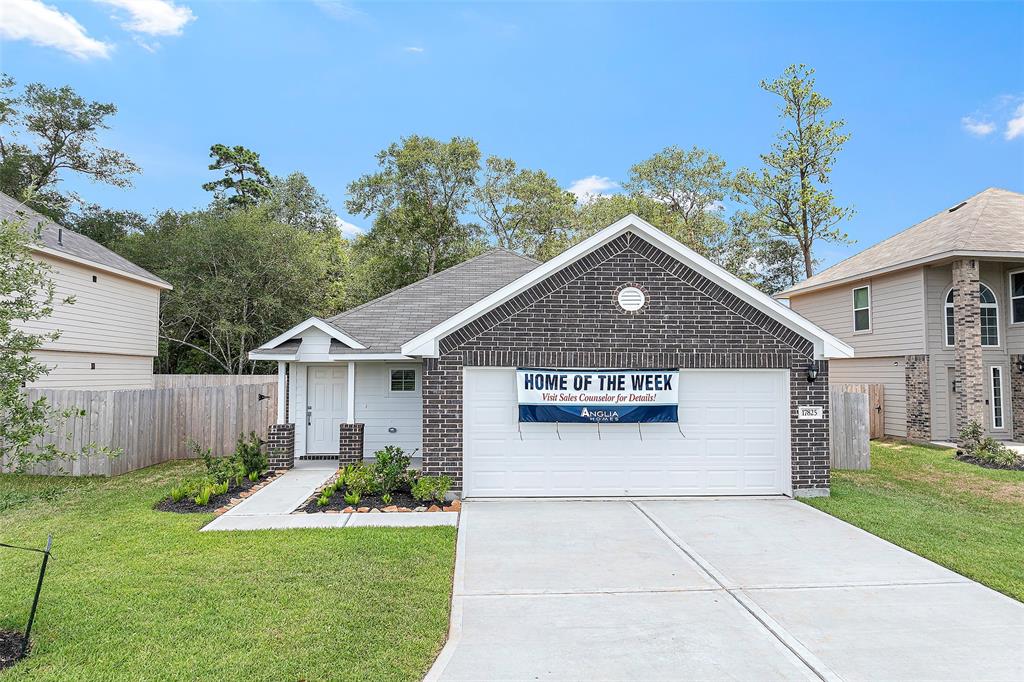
(833, 383), (884, 439)
(830, 390), (871, 470)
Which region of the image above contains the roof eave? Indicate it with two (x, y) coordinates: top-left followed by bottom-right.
(33, 244), (173, 290)
(778, 249), (1024, 299)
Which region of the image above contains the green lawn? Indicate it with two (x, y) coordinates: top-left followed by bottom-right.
(804, 439), (1024, 602)
(0, 462), (456, 681)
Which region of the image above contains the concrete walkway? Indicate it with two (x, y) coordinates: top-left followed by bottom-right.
(427, 498), (1024, 681)
(201, 461), (459, 531)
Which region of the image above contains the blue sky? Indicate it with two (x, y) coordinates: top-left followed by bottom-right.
(3, 0), (1023, 268)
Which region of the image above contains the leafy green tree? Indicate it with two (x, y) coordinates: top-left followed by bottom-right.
(733, 64), (854, 278)
(201, 144), (273, 208)
(0, 212), (116, 471)
(119, 207), (344, 374)
(0, 75), (140, 221)
(473, 156), (575, 259)
(346, 135), (481, 276)
(624, 145), (734, 256)
(265, 171), (338, 233)
(69, 204), (148, 249)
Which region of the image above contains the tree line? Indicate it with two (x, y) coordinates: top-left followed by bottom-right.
(0, 64), (853, 375)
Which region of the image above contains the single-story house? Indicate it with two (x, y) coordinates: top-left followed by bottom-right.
(250, 215), (852, 498)
(777, 188), (1023, 442)
(2, 191), (172, 389)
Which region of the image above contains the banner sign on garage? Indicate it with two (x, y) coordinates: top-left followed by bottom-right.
(516, 368), (679, 423)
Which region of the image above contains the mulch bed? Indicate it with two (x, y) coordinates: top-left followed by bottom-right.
(298, 489), (427, 514)
(0, 630), (28, 672)
(956, 453), (1024, 471)
(153, 472), (274, 513)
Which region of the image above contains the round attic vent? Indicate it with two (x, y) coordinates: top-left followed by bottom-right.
(617, 286), (647, 312)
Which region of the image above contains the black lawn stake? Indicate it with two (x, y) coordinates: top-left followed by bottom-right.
(0, 535), (54, 656)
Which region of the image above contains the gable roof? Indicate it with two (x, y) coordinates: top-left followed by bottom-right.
(780, 187), (1024, 298)
(401, 215), (853, 360)
(250, 248), (541, 358)
(0, 191), (172, 289)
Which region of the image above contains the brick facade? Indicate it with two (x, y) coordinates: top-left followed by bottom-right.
(338, 423), (365, 465)
(1012, 355), (1024, 441)
(422, 232), (830, 496)
(905, 354), (931, 440)
(952, 259), (985, 441)
(267, 423), (295, 470)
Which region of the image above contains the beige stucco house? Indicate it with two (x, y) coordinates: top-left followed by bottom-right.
(2, 192), (172, 389)
(777, 187), (1023, 442)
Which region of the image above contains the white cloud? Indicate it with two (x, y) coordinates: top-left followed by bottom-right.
(95, 0), (195, 36)
(404, 46), (425, 53)
(0, 0), (113, 59)
(336, 217), (365, 238)
(312, 0), (365, 21)
(961, 116), (995, 137)
(1005, 103), (1024, 141)
(567, 175), (619, 203)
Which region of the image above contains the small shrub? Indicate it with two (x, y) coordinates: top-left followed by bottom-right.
(343, 464), (376, 497)
(317, 491), (331, 507)
(411, 475), (452, 504)
(959, 420), (1021, 467)
(170, 476), (210, 503)
(194, 485), (214, 506)
(372, 445), (412, 496)
(344, 491), (360, 505)
(235, 431), (267, 477)
(170, 484), (188, 503)
(381, 492), (392, 505)
(248, 470), (259, 482)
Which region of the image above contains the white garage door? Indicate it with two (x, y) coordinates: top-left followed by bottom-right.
(463, 368), (790, 497)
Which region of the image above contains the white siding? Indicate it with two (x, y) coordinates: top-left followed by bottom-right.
(830, 356), (907, 437)
(788, 269), (925, 357)
(354, 363), (423, 458)
(27, 351), (155, 389)
(20, 254), (161, 357)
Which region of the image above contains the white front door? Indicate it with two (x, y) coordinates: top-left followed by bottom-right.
(463, 368), (790, 497)
(307, 365), (347, 453)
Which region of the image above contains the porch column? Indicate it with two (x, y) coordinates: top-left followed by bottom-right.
(276, 361), (287, 423)
(952, 258), (984, 442)
(347, 361), (356, 424)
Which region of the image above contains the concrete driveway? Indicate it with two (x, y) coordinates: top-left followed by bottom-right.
(426, 498), (1024, 681)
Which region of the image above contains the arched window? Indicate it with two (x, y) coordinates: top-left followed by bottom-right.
(945, 284), (1000, 347)
(980, 283), (999, 346)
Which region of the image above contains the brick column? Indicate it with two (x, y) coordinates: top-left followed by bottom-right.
(338, 423), (364, 465)
(421, 354), (465, 492)
(905, 355), (931, 440)
(790, 360), (830, 498)
(952, 259), (984, 442)
(1012, 355), (1024, 441)
(267, 423), (295, 471)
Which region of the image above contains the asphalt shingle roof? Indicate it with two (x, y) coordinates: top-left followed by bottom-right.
(325, 248), (541, 353)
(781, 187), (1024, 297)
(0, 191), (171, 288)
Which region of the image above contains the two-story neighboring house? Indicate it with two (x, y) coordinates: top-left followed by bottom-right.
(2, 192), (172, 389)
(777, 188), (1023, 443)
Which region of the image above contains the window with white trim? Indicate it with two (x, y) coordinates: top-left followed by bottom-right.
(991, 366), (1005, 430)
(853, 286), (871, 332)
(980, 283), (999, 346)
(944, 289), (955, 347)
(389, 368), (416, 392)
(1011, 271), (1024, 324)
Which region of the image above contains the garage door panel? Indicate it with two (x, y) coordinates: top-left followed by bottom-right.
(464, 369), (788, 497)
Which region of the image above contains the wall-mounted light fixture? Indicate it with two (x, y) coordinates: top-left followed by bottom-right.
(806, 363), (819, 383)
(1016, 358), (1024, 374)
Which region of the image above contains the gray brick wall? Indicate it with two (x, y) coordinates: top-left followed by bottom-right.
(905, 354), (931, 440)
(338, 423), (365, 465)
(268, 423), (295, 470)
(422, 232), (830, 495)
(1012, 355), (1023, 441)
(952, 258), (985, 439)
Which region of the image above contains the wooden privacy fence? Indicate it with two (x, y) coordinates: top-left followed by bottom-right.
(4, 382), (277, 477)
(829, 384), (882, 470)
(832, 383), (885, 439)
(153, 374), (275, 389)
